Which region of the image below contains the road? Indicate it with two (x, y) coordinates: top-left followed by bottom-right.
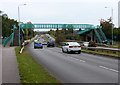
(28, 43), (118, 83)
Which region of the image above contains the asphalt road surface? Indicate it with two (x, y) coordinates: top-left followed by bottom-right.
(28, 43), (118, 83)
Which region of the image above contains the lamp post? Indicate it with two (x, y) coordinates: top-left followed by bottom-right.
(105, 7), (114, 45)
(18, 4), (26, 46)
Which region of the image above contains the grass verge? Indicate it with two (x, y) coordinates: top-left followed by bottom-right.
(15, 47), (61, 83)
(55, 43), (119, 58)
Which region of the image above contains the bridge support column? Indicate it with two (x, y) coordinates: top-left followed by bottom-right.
(13, 29), (24, 46)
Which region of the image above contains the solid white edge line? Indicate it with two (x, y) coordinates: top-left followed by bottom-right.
(99, 66), (119, 73)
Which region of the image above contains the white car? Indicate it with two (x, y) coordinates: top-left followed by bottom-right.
(41, 40), (47, 45)
(62, 42), (81, 54)
(83, 42), (89, 47)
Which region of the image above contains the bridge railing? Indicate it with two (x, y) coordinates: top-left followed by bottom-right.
(99, 28), (106, 40)
(94, 29), (102, 43)
(20, 24), (95, 29)
(3, 33), (14, 47)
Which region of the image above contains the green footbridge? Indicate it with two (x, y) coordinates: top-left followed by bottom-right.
(4, 23), (108, 46)
(20, 23), (108, 43)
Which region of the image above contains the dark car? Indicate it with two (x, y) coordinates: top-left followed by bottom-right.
(34, 41), (43, 49)
(47, 41), (55, 47)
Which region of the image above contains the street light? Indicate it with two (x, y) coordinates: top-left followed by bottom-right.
(18, 4), (26, 46)
(105, 7), (114, 45)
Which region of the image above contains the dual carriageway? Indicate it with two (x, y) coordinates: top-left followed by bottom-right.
(2, 23), (119, 83)
(27, 34), (118, 83)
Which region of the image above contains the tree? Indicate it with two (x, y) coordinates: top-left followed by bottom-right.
(24, 29), (29, 39)
(0, 10), (2, 16)
(2, 16), (18, 38)
(100, 18), (120, 42)
(48, 24), (81, 42)
(61, 24), (67, 34)
(67, 24), (74, 34)
(0, 10), (2, 14)
(2, 14), (8, 18)
(100, 18), (113, 39)
(23, 22), (35, 39)
(113, 27), (120, 41)
(55, 28), (66, 44)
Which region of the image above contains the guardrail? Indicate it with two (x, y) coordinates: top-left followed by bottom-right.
(19, 35), (38, 53)
(82, 47), (120, 54)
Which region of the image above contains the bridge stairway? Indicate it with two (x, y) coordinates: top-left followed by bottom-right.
(94, 28), (108, 43)
(3, 33), (14, 47)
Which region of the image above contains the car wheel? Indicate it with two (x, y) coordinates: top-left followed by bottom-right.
(62, 48), (65, 53)
(78, 51), (81, 54)
(67, 49), (70, 53)
(34, 47), (36, 49)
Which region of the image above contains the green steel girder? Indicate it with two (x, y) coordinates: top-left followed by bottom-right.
(77, 27), (95, 34)
(3, 33), (14, 47)
(94, 29), (102, 43)
(18, 23), (108, 44)
(20, 24), (95, 29)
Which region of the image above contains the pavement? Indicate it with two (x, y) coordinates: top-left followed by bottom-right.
(2, 46), (20, 83)
(28, 42), (118, 83)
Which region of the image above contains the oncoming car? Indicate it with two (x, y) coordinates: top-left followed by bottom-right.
(47, 41), (55, 47)
(62, 42), (81, 54)
(34, 40), (43, 49)
(41, 40), (47, 45)
(83, 42), (89, 47)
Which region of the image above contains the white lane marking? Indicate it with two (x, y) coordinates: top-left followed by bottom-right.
(69, 57), (86, 62)
(79, 60), (86, 62)
(99, 66), (119, 73)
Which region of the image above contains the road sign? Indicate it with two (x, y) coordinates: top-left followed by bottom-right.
(18, 37), (21, 38)
(17, 34), (22, 35)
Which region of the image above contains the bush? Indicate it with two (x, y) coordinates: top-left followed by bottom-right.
(65, 34), (73, 40)
(55, 34), (66, 44)
(88, 41), (96, 47)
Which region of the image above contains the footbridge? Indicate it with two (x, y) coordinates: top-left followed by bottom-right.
(20, 23), (94, 29)
(3, 23), (108, 46)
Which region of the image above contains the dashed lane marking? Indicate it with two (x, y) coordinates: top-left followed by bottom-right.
(69, 57), (86, 62)
(99, 66), (119, 73)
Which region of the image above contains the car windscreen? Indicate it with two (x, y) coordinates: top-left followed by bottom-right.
(34, 42), (41, 44)
(48, 41), (54, 43)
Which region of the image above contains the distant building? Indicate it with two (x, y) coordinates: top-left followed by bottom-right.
(118, 1), (120, 27)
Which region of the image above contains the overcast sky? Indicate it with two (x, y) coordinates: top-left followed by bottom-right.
(0, 0), (119, 27)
